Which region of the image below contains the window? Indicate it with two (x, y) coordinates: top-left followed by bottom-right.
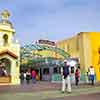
(43, 68), (49, 75)
(3, 34), (8, 46)
(53, 67), (58, 73)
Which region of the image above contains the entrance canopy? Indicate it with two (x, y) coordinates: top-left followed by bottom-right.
(21, 44), (70, 59)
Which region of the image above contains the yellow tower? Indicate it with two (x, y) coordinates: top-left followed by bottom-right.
(0, 10), (20, 85)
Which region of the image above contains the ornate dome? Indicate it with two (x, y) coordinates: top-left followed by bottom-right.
(0, 10), (14, 28)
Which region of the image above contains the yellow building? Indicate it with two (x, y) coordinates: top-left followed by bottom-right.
(57, 32), (100, 81)
(0, 10), (20, 85)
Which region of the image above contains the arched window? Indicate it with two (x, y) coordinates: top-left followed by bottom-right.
(3, 34), (8, 46)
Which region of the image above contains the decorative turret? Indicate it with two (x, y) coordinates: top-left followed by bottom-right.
(0, 10), (14, 31)
(1, 10), (10, 20)
(0, 10), (15, 46)
(0, 10), (20, 85)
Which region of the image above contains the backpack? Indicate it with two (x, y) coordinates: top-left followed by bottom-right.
(63, 65), (69, 76)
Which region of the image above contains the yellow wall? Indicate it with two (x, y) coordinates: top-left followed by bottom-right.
(57, 36), (79, 58)
(79, 32), (92, 71)
(57, 32), (100, 81)
(89, 32), (100, 81)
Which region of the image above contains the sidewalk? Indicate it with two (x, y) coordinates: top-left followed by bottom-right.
(0, 81), (100, 93)
(0, 82), (100, 100)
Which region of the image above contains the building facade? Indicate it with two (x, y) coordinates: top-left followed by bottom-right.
(0, 10), (20, 85)
(57, 32), (100, 81)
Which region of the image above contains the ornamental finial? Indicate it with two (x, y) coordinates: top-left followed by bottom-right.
(1, 10), (10, 20)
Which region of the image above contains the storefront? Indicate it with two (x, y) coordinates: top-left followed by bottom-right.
(32, 58), (62, 81)
(23, 57), (62, 82)
(33, 58), (79, 82)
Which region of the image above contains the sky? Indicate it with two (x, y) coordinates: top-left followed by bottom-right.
(0, 0), (100, 46)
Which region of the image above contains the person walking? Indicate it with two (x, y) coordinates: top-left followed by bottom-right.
(61, 60), (71, 93)
(19, 72), (24, 84)
(31, 69), (36, 84)
(26, 69), (31, 84)
(87, 68), (91, 84)
(75, 68), (80, 86)
(89, 66), (95, 85)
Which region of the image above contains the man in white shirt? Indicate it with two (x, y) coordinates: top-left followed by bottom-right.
(61, 60), (71, 93)
(89, 66), (95, 85)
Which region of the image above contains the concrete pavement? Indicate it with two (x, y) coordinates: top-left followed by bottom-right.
(0, 81), (100, 100)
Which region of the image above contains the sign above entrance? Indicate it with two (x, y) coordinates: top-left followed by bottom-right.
(38, 40), (56, 46)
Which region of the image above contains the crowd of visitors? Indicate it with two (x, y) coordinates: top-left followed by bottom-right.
(19, 68), (37, 84)
(19, 61), (95, 94)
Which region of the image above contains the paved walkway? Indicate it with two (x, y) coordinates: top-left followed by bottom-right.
(46, 93), (100, 100)
(0, 81), (100, 93)
(0, 81), (100, 100)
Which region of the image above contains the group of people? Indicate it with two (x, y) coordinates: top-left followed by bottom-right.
(61, 60), (95, 93)
(19, 61), (95, 94)
(61, 60), (80, 93)
(19, 69), (36, 84)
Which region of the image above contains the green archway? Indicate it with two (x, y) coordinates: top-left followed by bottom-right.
(21, 44), (70, 59)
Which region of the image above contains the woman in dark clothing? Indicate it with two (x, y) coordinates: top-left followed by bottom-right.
(26, 70), (31, 84)
(75, 68), (80, 86)
(19, 72), (24, 84)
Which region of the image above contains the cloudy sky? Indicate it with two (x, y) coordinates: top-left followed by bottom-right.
(0, 0), (100, 45)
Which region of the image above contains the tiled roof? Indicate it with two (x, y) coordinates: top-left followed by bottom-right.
(0, 50), (18, 59)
